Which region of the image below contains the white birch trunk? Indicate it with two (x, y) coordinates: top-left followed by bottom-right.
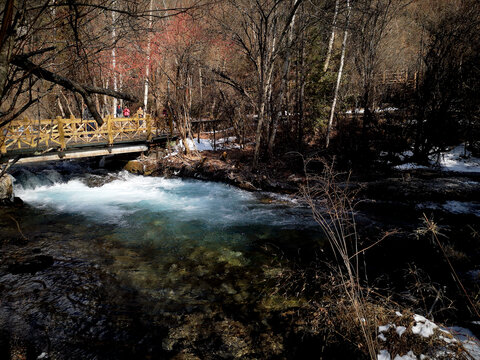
(60, 90), (74, 116)
(324, 0), (339, 72)
(57, 95), (65, 118)
(143, 0), (154, 113)
(103, 78), (109, 114)
(111, 3), (118, 117)
(325, 0), (351, 148)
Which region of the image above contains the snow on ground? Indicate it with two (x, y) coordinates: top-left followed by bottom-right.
(395, 163), (430, 170)
(378, 349), (391, 360)
(436, 145), (480, 172)
(394, 145), (480, 173)
(346, 107), (398, 114)
(447, 327), (480, 359)
(377, 313), (480, 360)
(393, 351), (416, 360)
(412, 315), (438, 337)
(167, 137), (240, 156)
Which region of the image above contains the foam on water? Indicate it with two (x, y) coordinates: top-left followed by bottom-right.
(16, 171), (313, 229)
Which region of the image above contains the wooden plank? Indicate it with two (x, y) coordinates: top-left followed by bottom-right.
(16, 145), (149, 164)
(57, 116), (66, 150)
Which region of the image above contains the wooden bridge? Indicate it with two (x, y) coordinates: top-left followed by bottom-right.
(0, 115), (174, 164)
(376, 69), (418, 88)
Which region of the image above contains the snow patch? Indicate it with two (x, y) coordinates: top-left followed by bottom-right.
(435, 145), (480, 173)
(447, 326), (480, 359)
(396, 326), (407, 337)
(394, 144), (480, 173)
(394, 163), (429, 170)
(393, 351), (417, 360)
(378, 349), (391, 360)
(412, 315), (438, 338)
(176, 137), (240, 153)
(379, 324), (393, 333)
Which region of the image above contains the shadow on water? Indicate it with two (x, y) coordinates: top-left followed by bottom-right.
(0, 160), (327, 359)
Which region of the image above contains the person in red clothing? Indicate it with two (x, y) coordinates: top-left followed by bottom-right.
(123, 107), (130, 118)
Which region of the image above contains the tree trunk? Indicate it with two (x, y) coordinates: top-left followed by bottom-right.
(111, 3), (118, 117)
(60, 90), (74, 116)
(326, 0), (351, 148)
(324, 0), (339, 72)
(268, 12), (296, 157)
(253, 92), (267, 169)
(57, 95), (65, 118)
(199, 67), (203, 102)
(0, 0), (14, 93)
(143, 0), (154, 113)
(297, 36), (306, 149)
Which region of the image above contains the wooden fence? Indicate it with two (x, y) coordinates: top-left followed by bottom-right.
(1, 114), (160, 154)
(376, 70), (418, 88)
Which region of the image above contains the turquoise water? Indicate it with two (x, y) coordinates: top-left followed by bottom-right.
(13, 170), (323, 304)
(16, 171), (318, 249)
(1, 166), (326, 358)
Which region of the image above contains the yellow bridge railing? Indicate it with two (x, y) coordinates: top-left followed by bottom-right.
(0, 114), (164, 155)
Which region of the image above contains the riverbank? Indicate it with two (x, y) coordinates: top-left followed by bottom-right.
(127, 146), (480, 348)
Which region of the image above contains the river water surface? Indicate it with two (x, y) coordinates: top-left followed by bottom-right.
(0, 161), (325, 359)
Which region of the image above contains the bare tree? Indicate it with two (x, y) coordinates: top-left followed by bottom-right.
(215, 0), (305, 168)
(0, 0), (201, 127)
(350, 0), (407, 146)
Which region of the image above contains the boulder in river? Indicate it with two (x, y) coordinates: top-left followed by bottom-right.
(0, 174), (14, 204)
(124, 160), (144, 174)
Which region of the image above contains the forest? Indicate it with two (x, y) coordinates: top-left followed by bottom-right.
(1, 0), (480, 359)
(1, 0), (479, 166)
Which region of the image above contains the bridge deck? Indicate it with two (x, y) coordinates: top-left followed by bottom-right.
(1, 115), (175, 163)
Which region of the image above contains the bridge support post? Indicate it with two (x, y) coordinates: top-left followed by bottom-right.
(57, 116), (66, 151)
(107, 115), (113, 145)
(146, 114), (152, 141)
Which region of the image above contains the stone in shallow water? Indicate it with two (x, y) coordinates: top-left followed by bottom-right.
(217, 248), (246, 267)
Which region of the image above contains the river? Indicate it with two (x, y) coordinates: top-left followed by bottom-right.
(0, 160), (325, 359)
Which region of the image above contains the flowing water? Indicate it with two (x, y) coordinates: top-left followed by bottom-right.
(0, 160), (325, 359)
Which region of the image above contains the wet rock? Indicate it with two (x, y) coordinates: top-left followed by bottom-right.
(84, 174), (118, 188)
(218, 248), (246, 267)
(237, 180), (257, 191)
(0, 174), (14, 204)
(7, 255), (54, 275)
(124, 160), (144, 174)
(143, 162), (158, 176)
(221, 283), (237, 295)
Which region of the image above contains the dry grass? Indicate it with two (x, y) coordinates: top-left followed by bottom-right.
(301, 158), (378, 359)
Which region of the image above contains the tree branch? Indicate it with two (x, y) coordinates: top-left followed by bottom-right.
(9, 54), (138, 126)
(211, 68), (255, 105)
